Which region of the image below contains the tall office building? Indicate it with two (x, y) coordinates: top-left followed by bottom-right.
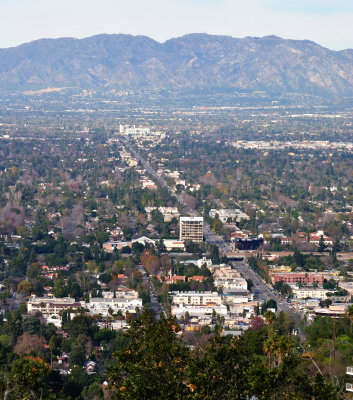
(179, 216), (204, 242)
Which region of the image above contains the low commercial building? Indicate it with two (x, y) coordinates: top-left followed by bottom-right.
(181, 257), (212, 269)
(102, 241), (131, 252)
(171, 304), (228, 318)
(209, 209), (250, 222)
(145, 206), (180, 222)
(213, 267), (247, 292)
(338, 282), (353, 296)
(103, 237), (185, 252)
(221, 293), (254, 304)
(229, 301), (259, 317)
(162, 239), (185, 251)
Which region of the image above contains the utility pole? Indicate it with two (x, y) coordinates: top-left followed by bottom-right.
(333, 315), (336, 362)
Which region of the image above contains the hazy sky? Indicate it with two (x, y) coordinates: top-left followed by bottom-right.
(1, 0), (352, 50)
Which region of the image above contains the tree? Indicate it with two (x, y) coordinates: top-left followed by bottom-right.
(156, 239), (166, 255)
(210, 245), (220, 264)
(82, 382), (104, 400)
(317, 235), (326, 252)
(17, 280), (33, 295)
(108, 310), (189, 399)
(6, 356), (52, 399)
(264, 310), (276, 325)
(132, 242), (144, 257)
(27, 263), (41, 280)
(66, 314), (98, 337)
(70, 334), (87, 366)
(14, 332), (46, 355)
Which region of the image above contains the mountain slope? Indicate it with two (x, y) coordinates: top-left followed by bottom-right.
(0, 33), (352, 96)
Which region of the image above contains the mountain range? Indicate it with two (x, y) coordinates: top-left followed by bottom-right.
(0, 33), (353, 97)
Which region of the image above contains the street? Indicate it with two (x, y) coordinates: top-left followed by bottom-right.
(125, 138), (297, 317)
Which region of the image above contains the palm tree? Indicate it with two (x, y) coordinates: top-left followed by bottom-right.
(264, 333), (277, 367)
(347, 305), (353, 321)
(275, 336), (293, 365)
(264, 310), (276, 325)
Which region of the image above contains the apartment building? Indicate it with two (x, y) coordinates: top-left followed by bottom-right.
(292, 287), (332, 300)
(85, 296), (142, 316)
(27, 297), (82, 318)
(213, 267), (248, 292)
(179, 216), (203, 242)
(270, 272), (324, 285)
(171, 291), (222, 306)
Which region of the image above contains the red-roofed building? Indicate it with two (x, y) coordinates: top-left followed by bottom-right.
(270, 272), (324, 285)
(188, 276), (206, 282)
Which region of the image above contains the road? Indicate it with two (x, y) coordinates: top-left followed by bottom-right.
(137, 265), (164, 320)
(125, 138), (297, 316)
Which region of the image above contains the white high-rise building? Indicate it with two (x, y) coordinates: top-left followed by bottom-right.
(179, 216), (204, 242)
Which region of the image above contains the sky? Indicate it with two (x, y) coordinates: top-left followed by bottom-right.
(0, 0), (352, 50)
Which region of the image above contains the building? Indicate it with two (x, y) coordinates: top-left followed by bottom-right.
(162, 239), (185, 251)
(181, 257), (212, 269)
(119, 125), (150, 136)
(145, 206), (180, 222)
(213, 267), (248, 293)
(85, 296), (142, 316)
(102, 237), (186, 252)
(270, 272), (324, 286)
(171, 304), (228, 318)
(27, 297), (82, 318)
(232, 236), (263, 250)
(171, 291), (222, 306)
(102, 241), (131, 252)
(179, 217), (203, 242)
(209, 209), (249, 222)
(291, 287), (333, 300)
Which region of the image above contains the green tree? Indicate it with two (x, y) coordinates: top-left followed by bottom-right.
(108, 310), (189, 399)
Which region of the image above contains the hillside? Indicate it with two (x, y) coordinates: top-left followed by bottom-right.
(0, 33), (353, 96)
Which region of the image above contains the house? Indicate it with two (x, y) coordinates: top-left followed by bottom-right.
(188, 276), (206, 283)
(84, 360), (96, 373)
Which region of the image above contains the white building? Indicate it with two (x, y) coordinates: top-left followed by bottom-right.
(213, 267), (248, 292)
(27, 297), (82, 318)
(181, 257), (212, 269)
(85, 296), (142, 316)
(145, 206), (180, 222)
(171, 304), (228, 318)
(292, 287), (333, 300)
(221, 293), (254, 304)
(209, 209), (250, 222)
(119, 125), (150, 136)
(179, 216), (203, 242)
(162, 239), (185, 251)
(171, 291), (222, 306)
